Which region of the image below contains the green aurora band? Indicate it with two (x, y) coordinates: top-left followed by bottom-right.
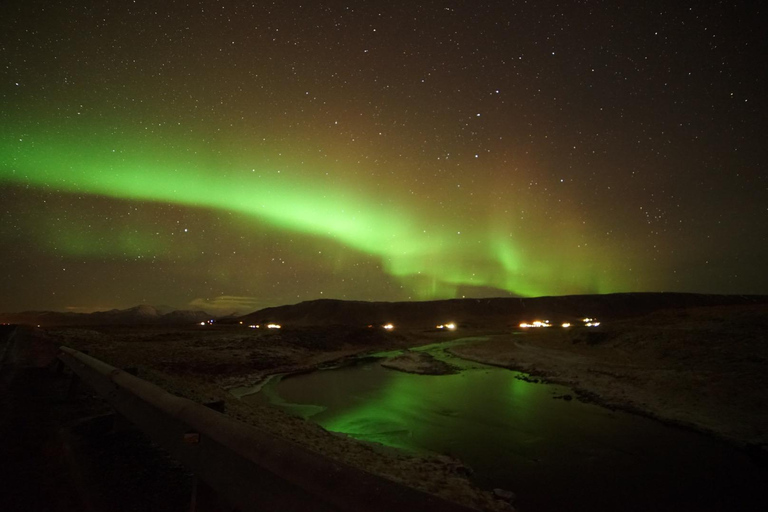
(1, 128), (624, 298)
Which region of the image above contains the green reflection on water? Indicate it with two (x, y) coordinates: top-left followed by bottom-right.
(273, 357), (536, 453)
(320, 370), (419, 450)
(257, 355), (768, 512)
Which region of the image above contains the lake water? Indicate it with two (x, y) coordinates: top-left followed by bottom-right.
(247, 338), (767, 511)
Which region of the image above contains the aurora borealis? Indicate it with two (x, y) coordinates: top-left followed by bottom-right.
(1, 1), (765, 314)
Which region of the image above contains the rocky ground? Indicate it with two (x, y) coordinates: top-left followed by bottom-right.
(449, 304), (768, 456)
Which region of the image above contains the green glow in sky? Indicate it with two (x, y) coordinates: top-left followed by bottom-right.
(48, 225), (167, 258)
(0, 127), (624, 302)
(2, 0), (764, 313)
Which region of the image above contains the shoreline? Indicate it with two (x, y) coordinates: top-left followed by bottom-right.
(228, 330), (766, 460)
(380, 350), (459, 375)
(447, 325), (768, 467)
(450, 349), (729, 438)
(242, 338), (762, 456)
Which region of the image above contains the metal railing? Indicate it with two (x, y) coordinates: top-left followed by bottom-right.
(58, 346), (479, 512)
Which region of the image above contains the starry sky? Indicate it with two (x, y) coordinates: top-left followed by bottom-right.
(1, 1), (766, 314)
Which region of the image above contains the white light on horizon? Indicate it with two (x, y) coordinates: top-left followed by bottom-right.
(520, 320), (552, 328)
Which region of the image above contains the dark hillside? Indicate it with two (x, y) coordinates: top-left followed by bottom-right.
(238, 293), (768, 328)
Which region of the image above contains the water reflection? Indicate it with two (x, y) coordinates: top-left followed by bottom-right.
(255, 343), (767, 512)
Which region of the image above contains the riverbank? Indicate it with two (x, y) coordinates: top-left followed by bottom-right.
(39, 325), (512, 511)
(449, 304), (768, 457)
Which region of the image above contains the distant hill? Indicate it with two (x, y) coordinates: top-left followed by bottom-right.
(237, 293), (768, 329)
(0, 305), (214, 327)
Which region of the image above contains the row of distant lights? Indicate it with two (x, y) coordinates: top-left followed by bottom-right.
(519, 318), (601, 329)
(382, 322), (457, 331)
(197, 318), (598, 331)
(199, 320), (281, 329)
(246, 318), (644, 332)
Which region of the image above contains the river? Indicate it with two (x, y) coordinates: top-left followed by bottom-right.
(245, 338), (767, 511)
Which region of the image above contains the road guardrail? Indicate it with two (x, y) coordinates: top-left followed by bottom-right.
(58, 346), (479, 512)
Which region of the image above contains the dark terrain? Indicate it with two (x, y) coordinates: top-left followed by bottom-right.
(1, 293), (767, 511)
(0, 325), (193, 512)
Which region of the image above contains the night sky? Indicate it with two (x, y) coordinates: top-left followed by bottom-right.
(1, 1), (765, 314)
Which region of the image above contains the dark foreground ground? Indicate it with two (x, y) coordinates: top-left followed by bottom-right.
(0, 364), (195, 512)
(2, 302), (767, 511)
